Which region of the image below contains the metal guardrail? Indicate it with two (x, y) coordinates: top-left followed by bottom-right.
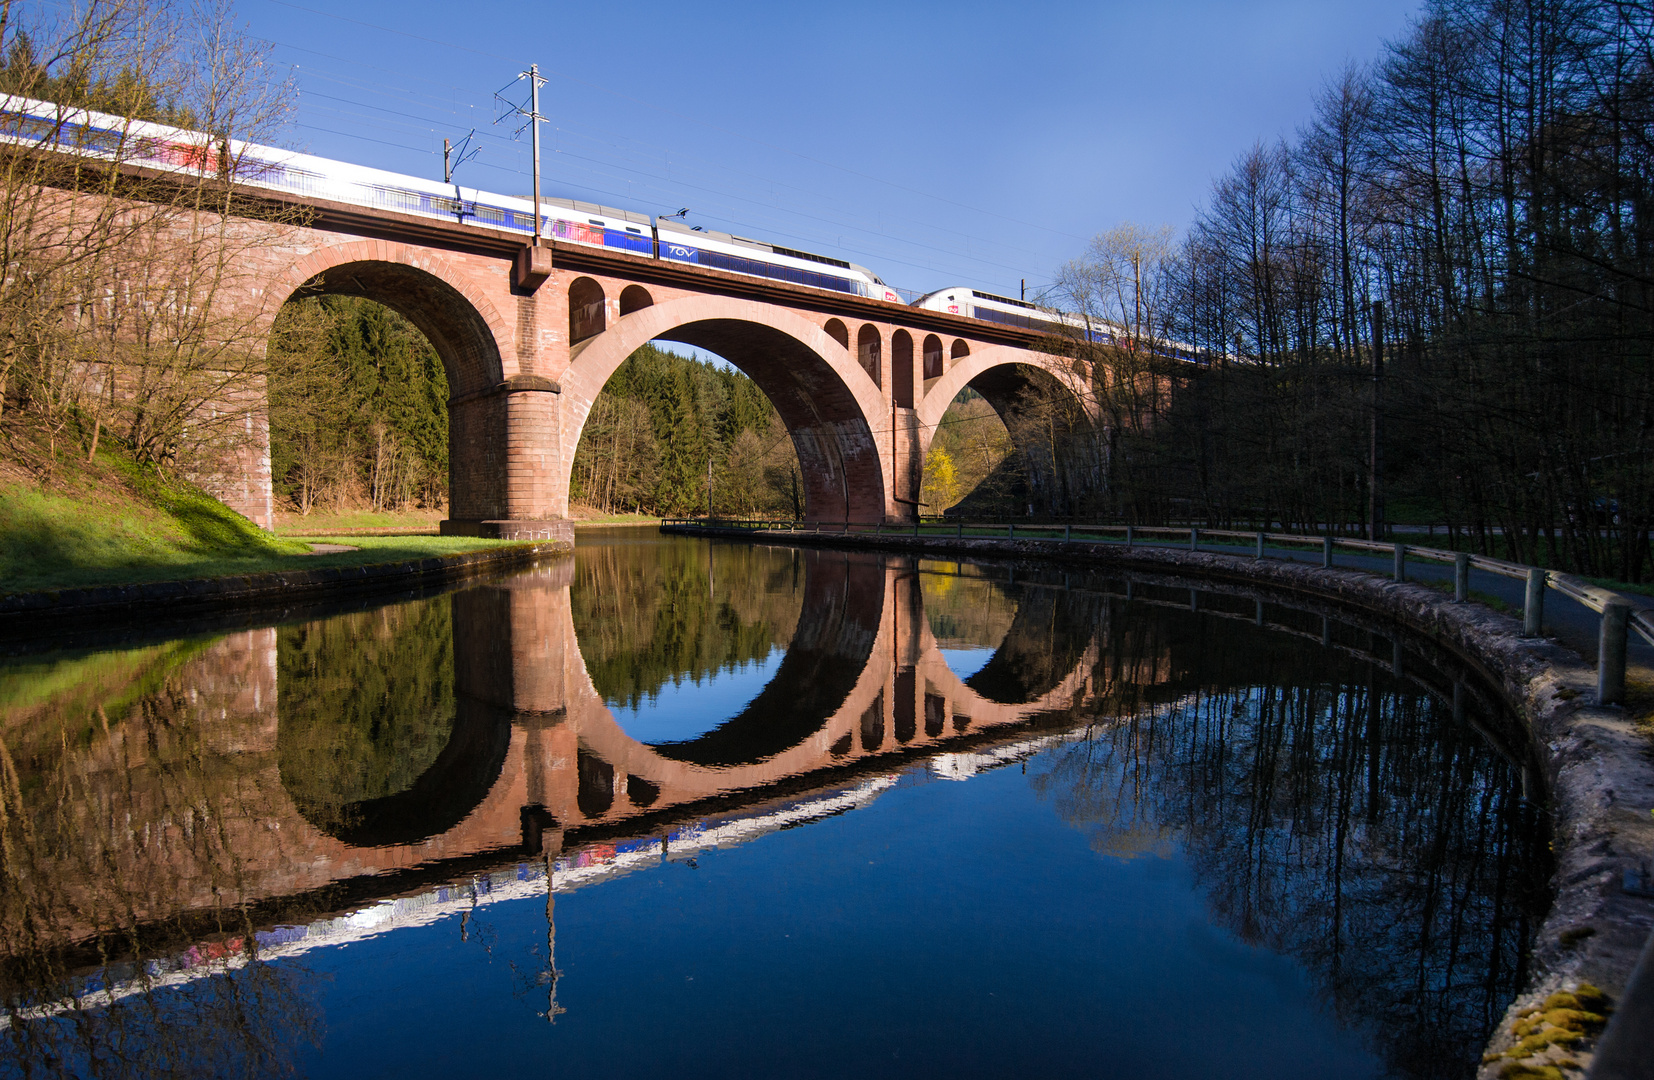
(663, 517), (1651, 708)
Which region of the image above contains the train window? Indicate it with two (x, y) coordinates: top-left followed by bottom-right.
(625, 226), (642, 234)
(588, 218), (605, 226)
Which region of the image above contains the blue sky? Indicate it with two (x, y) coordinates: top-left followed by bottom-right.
(241, 0), (1422, 301)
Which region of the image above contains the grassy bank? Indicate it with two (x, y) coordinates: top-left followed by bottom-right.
(1, 437), (520, 596)
(272, 507), (444, 535)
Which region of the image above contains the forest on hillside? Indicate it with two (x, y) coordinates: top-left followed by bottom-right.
(267, 298), (450, 515)
(1032, 0), (1654, 580)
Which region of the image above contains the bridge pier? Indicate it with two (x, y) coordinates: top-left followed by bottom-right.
(439, 373), (573, 541)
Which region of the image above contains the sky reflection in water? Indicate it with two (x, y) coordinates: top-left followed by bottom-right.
(606, 649), (786, 745)
(0, 530), (1548, 1080)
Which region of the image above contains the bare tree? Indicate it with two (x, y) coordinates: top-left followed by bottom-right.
(0, 0), (295, 508)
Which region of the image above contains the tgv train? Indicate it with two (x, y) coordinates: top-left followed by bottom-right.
(0, 93), (1200, 356)
(912, 287), (1204, 363)
(0, 94), (904, 303)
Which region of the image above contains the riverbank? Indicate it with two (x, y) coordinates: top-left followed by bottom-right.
(270, 506), (660, 538)
(0, 536), (568, 633)
(663, 522), (1654, 1078)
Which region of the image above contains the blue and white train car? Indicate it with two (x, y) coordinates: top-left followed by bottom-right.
(911, 287), (1203, 363)
(0, 95), (897, 300)
(654, 219), (898, 301)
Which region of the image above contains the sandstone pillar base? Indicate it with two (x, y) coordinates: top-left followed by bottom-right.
(441, 519), (574, 543)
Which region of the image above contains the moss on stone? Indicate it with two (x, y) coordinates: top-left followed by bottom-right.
(1558, 926), (1596, 948)
(1500, 1063), (1564, 1080)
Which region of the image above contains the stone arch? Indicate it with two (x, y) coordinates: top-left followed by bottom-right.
(569, 277), (607, 343)
(951, 339), (970, 361)
(923, 334), (944, 380)
(577, 747), (615, 818)
(892, 330), (914, 408)
(619, 284), (653, 315)
(645, 544), (886, 766)
(824, 318), (849, 350)
(917, 345), (1096, 447)
(561, 295), (890, 523)
(960, 586), (1107, 705)
(269, 244), (507, 397)
(266, 242), (521, 530)
(915, 345), (1099, 516)
(280, 698), (513, 848)
(856, 324), (882, 387)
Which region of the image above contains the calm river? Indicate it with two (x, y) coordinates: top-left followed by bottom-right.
(0, 528), (1550, 1079)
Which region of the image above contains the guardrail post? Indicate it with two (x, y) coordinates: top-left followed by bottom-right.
(1393, 541), (1406, 582)
(1255, 599), (1265, 626)
(913, 520), (920, 537)
(1524, 567), (1545, 636)
(1007, 523), (1014, 540)
(1064, 524), (1071, 543)
(1190, 589), (1199, 612)
(1454, 553), (1470, 602)
(1322, 536), (1333, 569)
(957, 523), (963, 539)
(1126, 525), (1134, 550)
(1598, 600), (1631, 706)
(1190, 527), (1199, 551)
(1255, 531), (1265, 559)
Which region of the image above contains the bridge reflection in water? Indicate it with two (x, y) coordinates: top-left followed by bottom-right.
(272, 545), (1102, 880)
(0, 535), (1548, 1080)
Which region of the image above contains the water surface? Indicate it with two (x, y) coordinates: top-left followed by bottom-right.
(0, 529), (1550, 1078)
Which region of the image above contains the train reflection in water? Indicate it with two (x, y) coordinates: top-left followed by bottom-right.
(0, 536), (1547, 1080)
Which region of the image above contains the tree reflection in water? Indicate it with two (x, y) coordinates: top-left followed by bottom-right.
(1031, 604), (1549, 1080)
(0, 633), (323, 1079)
(0, 964), (323, 1080)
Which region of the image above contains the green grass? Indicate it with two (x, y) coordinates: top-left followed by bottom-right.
(1586, 576), (1654, 599)
(0, 638), (204, 715)
(0, 442), (526, 596)
(272, 507), (444, 535)
(2, 533), (532, 595)
(573, 512), (661, 526)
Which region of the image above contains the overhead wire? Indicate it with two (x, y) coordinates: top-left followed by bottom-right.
(538, 145), (1042, 282)
(283, 78), (1055, 282)
(284, 62), (1065, 269)
(253, 0), (1088, 243)
(255, 88), (1055, 290)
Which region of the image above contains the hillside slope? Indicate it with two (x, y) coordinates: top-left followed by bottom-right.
(0, 429), (308, 593)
